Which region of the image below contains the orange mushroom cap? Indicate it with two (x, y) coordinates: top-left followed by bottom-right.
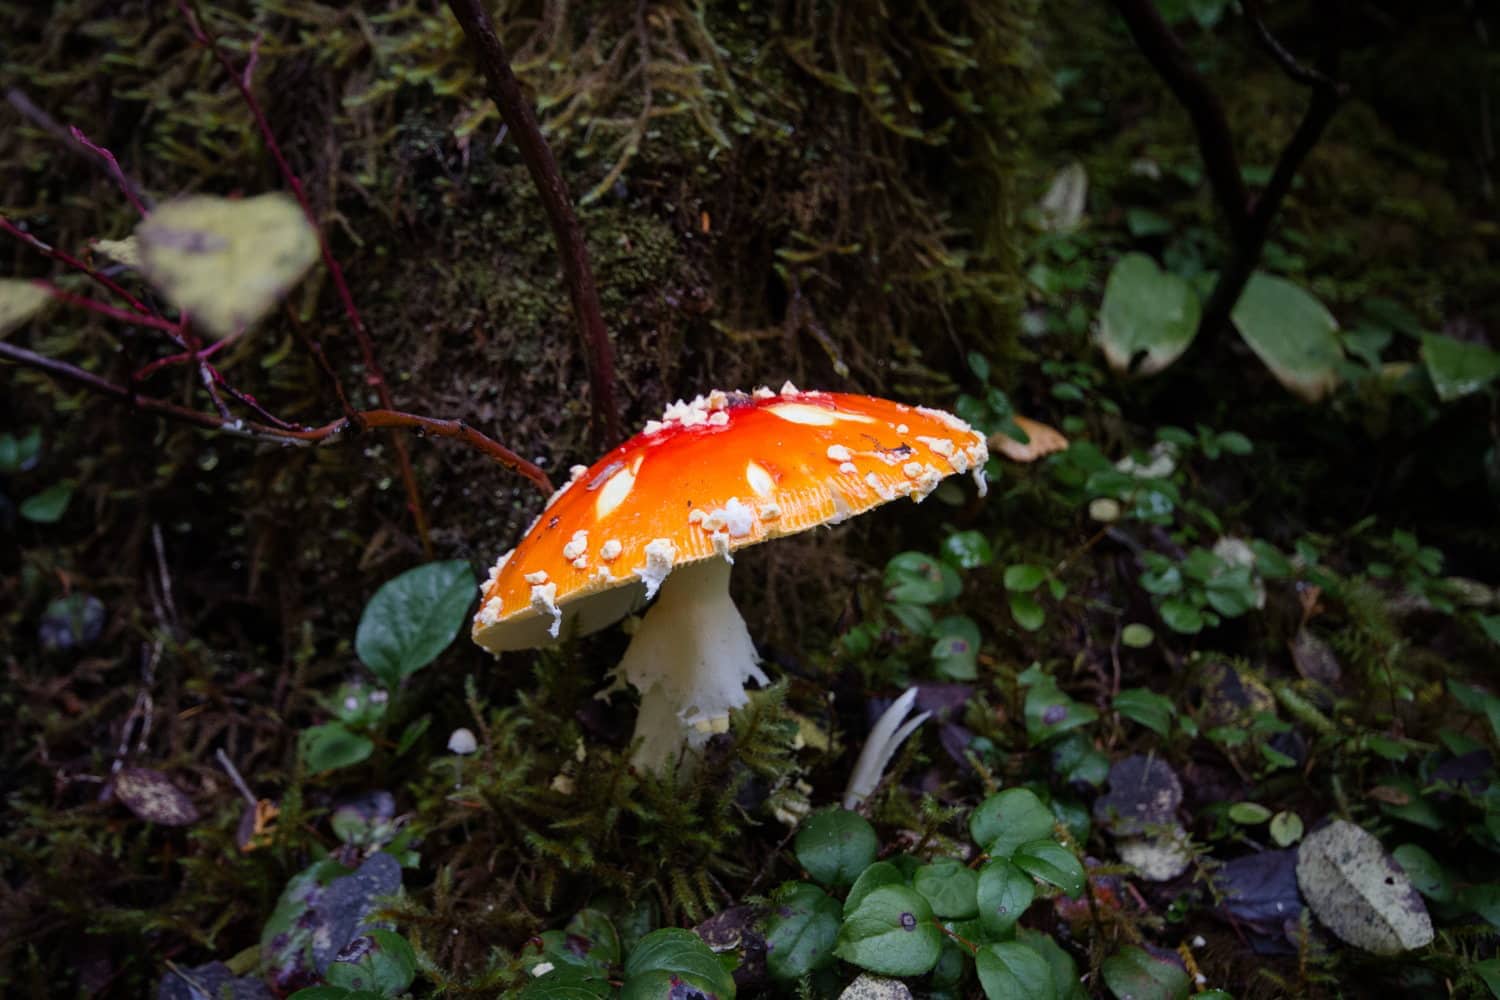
(472, 385), (989, 652)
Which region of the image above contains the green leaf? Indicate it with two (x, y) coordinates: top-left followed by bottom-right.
(517, 968), (613, 1000)
(137, 193), (320, 338)
(300, 723), (374, 774)
(1228, 802), (1272, 825)
(795, 809), (877, 889)
(356, 560), (476, 687)
(977, 859), (1036, 936)
(1113, 688), (1173, 737)
(844, 861), (906, 917)
(620, 968), (727, 999)
(1003, 564), (1047, 592)
(1420, 332), (1500, 402)
(623, 928), (735, 998)
(0, 427), (41, 474)
(913, 857), (979, 919)
(19, 481), (73, 524)
(977, 941), (1056, 1000)
(1230, 272), (1343, 402)
(1009, 592), (1046, 632)
(1121, 623), (1155, 648)
(1392, 844), (1455, 903)
(1017, 929), (1086, 1000)
(833, 884), (941, 977)
(763, 882), (841, 980)
(1101, 946), (1190, 1000)
(1473, 958), (1500, 1000)
(942, 530), (994, 569)
(1269, 811), (1304, 847)
(1024, 676), (1099, 743)
(931, 616), (981, 680)
(1097, 253), (1201, 376)
(1012, 840), (1086, 899)
(0, 279), (52, 338)
(1158, 599), (1204, 635)
(523, 910), (621, 979)
(325, 929), (416, 995)
(970, 789), (1055, 860)
(884, 551), (962, 605)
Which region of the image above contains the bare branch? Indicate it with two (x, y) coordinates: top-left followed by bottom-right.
(446, 0), (623, 451)
(0, 340), (556, 495)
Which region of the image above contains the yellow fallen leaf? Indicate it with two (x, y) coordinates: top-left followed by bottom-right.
(989, 415), (1068, 463)
(0, 279), (52, 338)
(94, 235), (142, 270)
(137, 193), (318, 338)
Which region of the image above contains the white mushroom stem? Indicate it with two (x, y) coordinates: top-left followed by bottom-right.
(604, 557), (769, 773)
(842, 687), (931, 810)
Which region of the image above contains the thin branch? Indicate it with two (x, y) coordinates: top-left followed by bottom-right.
(35, 281), (182, 334)
(0, 340), (555, 495)
(1241, 0), (1340, 90)
(1108, 0), (1251, 242)
(0, 215), (152, 315)
(5, 88), (153, 214)
(69, 126), (151, 219)
(446, 0), (623, 451)
(180, 2), (433, 554)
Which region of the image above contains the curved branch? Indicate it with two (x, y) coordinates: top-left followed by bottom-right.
(0, 341), (554, 496)
(446, 0), (622, 451)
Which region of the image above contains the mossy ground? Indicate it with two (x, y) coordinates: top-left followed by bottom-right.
(3, 1), (1499, 997)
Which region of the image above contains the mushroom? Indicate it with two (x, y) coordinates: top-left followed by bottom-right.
(472, 385), (989, 774)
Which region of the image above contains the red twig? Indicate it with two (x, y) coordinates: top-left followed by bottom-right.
(446, 0), (622, 451)
(35, 282), (181, 335)
(68, 126), (151, 219)
(6, 88), (153, 214)
(0, 215), (152, 316)
(180, 1), (433, 554)
(0, 340), (555, 495)
(133, 332), (240, 381)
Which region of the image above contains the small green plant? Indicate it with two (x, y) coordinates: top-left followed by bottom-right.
(760, 797), (1094, 998)
(299, 560), (474, 775)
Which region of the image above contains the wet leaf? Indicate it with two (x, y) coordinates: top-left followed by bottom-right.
(1216, 849), (1302, 930)
(1392, 844), (1454, 903)
(1230, 272), (1343, 402)
(112, 767), (199, 826)
(137, 193), (319, 338)
(623, 927), (735, 998)
(977, 940), (1056, 1000)
(1017, 929), (1086, 1000)
(977, 859), (1035, 936)
(970, 788), (1055, 859)
(1420, 332), (1500, 402)
(1296, 820), (1434, 954)
(1012, 840), (1086, 898)
(913, 857), (978, 919)
(326, 929), (416, 994)
(844, 861), (905, 917)
(1097, 253), (1200, 376)
(834, 884), (941, 976)
(930, 616), (981, 681)
(300, 723), (374, 774)
(941, 530), (993, 569)
(356, 560), (475, 687)
(763, 881), (840, 980)
(1113, 688), (1173, 736)
(1101, 946), (1189, 1000)
(261, 853), (401, 990)
(1023, 674), (1098, 742)
(1093, 755), (1182, 837)
(884, 552), (962, 605)
(795, 808), (877, 889)
(517, 968), (613, 1000)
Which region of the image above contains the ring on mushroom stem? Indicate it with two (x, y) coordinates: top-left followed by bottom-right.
(471, 383), (990, 775)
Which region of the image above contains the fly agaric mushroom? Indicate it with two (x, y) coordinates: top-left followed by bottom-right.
(472, 384), (989, 773)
